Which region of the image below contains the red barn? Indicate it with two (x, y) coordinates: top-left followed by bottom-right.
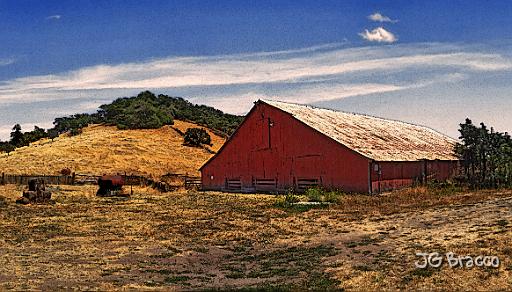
(200, 100), (459, 194)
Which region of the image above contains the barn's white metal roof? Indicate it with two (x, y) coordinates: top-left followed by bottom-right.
(261, 99), (458, 161)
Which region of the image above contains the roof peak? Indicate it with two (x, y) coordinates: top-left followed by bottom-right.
(258, 99), (455, 141)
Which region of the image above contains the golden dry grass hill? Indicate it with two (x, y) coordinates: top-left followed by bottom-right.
(0, 120), (225, 178)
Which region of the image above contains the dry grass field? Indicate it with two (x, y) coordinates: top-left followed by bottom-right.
(0, 125), (511, 290)
(1, 185), (511, 290)
(0, 121), (224, 178)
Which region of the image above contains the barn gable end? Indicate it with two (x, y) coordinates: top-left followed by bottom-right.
(201, 101), (371, 193)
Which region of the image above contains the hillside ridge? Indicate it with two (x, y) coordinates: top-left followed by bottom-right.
(0, 120), (225, 178)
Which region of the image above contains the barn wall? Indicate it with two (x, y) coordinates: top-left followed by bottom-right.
(426, 160), (459, 181)
(201, 103), (371, 193)
(370, 160), (458, 192)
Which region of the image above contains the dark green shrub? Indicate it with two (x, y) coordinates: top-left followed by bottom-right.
(183, 128), (212, 147)
(0, 142), (16, 155)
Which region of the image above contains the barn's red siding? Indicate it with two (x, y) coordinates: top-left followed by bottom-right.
(370, 160), (459, 192)
(201, 103), (371, 193)
(201, 102), (459, 194)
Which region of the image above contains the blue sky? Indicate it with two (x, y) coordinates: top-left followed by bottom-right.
(0, 0), (511, 139)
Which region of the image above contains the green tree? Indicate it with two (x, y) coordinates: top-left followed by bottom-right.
(47, 91), (243, 136)
(10, 124), (26, 147)
(48, 129), (59, 141)
(22, 126), (48, 143)
(100, 91), (173, 129)
(0, 142), (16, 156)
(184, 128), (212, 147)
(455, 118), (512, 188)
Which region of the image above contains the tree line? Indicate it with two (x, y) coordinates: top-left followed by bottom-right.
(0, 124), (59, 155)
(455, 118), (512, 188)
(0, 91), (243, 153)
(51, 91), (243, 136)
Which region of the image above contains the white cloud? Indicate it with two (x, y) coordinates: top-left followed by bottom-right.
(46, 15), (62, 20)
(0, 128), (10, 141)
(0, 58), (15, 66)
(359, 27), (397, 43)
(368, 12), (397, 23)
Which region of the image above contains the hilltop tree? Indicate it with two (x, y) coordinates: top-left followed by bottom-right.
(184, 128), (212, 147)
(49, 91), (243, 136)
(53, 113), (101, 134)
(23, 126), (48, 142)
(97, 91), (242, 135)
(10, 124), (26, 147)
(100, 91), (173, 129)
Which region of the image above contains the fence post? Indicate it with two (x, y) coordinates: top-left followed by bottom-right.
(71, 172), (75, 185)
(1, 172), (4, 185)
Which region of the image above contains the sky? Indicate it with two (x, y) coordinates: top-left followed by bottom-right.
(0, 0), (511, 140)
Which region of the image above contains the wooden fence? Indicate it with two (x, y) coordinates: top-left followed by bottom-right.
(0, 172), (202, 191)
(0, 173), (74, 185)
(184, 177), (202, 189)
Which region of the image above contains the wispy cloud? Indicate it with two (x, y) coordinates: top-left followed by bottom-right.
(1, 44), (509, 103)
(0, 42), (511, 139)
(0, 58), (16, 66)
(359, 27), (397, 43)
(46, 15), (62, 20)
(368, 12), (397, 23)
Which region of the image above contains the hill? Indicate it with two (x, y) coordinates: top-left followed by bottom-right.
(0, 91), (243, 154)
(0, 120), (225, 177)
